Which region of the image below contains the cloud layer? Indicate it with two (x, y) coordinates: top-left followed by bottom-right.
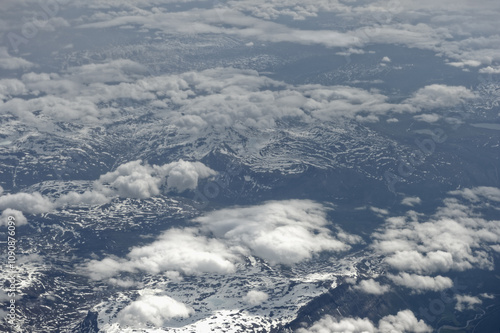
(65, 0), (500, 69)
(83, 200), (360, 281)
(297, 309), (432, 333)
(371, 189), (500, 293)
(0, 61), (477, 133)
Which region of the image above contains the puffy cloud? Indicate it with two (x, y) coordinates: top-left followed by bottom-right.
(0, 192), (54, 214)
(304, 85), (405, 121)
(195, 200), (360, 265)
(96, 159), (215, 198)
(0, 60), (153, 124)
(353, 279), (390, 295)
(297, 310), (431, 333)
(370, 192), (500, 293)
(0, 208), (28, 226)
(0, 189), (113, 214)
(0, 79), (26, 100)
(116, 294), (193, 328)
(84, 228), (239, 280)
(96, 160), (163, 199)
(297, 316), (376, 333)
(413, 113), (440, 123)
(479, 66), (500, 74)
(384, 250), (455, 274)
(65, 59), (148, 84)
(449, 186), (500, 203)
(455, 295), (482, 311)
(372, 197), (500, 276)
(3, 62), (478, 131)
(55, 190), (110, 207)
(84, 200), (359, 282)
(0, 47), (33, 70)
(377, 310), (432, 333)
(0, 159), (213, 216)
(243, 290), (269, 306)
(405, 85), (476, 111)
(0, 95), (103, 123)
(401, 196), (421, 207)
(83, 257), (125, 281)
(388, 273), (453, 292)
(8, 53), (477, 129)
(158, 160), (217, 193)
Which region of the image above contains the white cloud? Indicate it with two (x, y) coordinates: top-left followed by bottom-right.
(449, 186), (500, 202)
(65, 59), (148, 84)
(372, 197), (500, 276)
(95, 159), (216, 198)
(243, 290), (268, 306)
(297, 310), (431, 333)
(297, 316), (376, 333)
(377, 310), (432, 333)
(388, 273), (453, 292)
(304, 85), (405, 121)
(55, 190), (110, 207)
(0, 192), (54, 214)
(0, 79), (26, 100)
(2, 62), (478, 131)
(0, 47), (33, 70)
(405, 84), (476, 111)
(84, 228), (239, 280)
(0, 209), (28, 226)
(158, 160), (217, 193)
(116, 294), (193, 328)
(354, 279), (390, 295)
(385, 250), (455, 274)
(413, 113), (440, 123)
(382, 56), (391, 63)
(447, 60), (482, 68)
(84, 200), (361, 283)
(0, 189), (111, 214)
(401, 197), (422, 207)
(0, 159), (214, 216)
(370, 206), (389, 215)
(455, 295), (482, 311)
(72, 1), (500, 69)
(370, 192), (500, 293)
(78, 8), (362, 49)
(96, 160), (163, 199)
(195, 200), (361, 265)
(479, 66), (500, 74)
(5, 0), (500, 70)
(0, 95), (103, 123)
